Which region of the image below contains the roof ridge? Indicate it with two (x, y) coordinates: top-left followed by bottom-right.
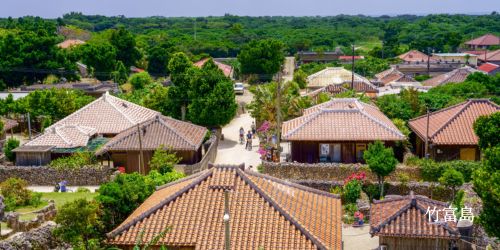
(359, 108), (405, 139)
(105, 93), (136, 125)
(282, 109), (324, 139)
(107, 169), (214, 239)
(53, 126), (72, 146)
(96, 118), (157, 154)
(157, 116), (198, 149)
(414, 203), (460, 237)
(235, 168), (329, 249)
(371, 200), (412, 234)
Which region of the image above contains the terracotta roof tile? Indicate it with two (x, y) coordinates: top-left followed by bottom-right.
(1, 118), (18, 132)
(305, 84), (347, 99)
(96, 115), (207, 154)
(25, 125), (96, 148)
(375, 68), (416, 86)
(480, 49), (500, 62)
(465, 34), (500, 46)
(370, 193), (460, 239)
(408, 99), (500, 145)
(478, 63), (500, 73)
(107, 165), (342, 249)
(307, 67), (377, 93)
(422, 66), (479, 87)
(282, 98), (405, 141)
(398, 50), (431, 63)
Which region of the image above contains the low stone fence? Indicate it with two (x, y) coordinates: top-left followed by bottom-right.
(0, 221), (68, 249)
(176, 135), (219, 175)
(4, 201), (57, 236)
(0, 165), (115, 185)
(260, 162), (422, 182)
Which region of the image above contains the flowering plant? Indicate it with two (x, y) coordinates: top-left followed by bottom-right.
(344, 172), (366, 184)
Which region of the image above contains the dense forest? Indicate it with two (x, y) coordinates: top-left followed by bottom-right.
(0, 13), (499, 88)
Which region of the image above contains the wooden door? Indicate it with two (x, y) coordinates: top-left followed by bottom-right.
(460, 148), (476, 161)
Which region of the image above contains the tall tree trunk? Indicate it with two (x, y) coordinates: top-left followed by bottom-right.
(181, 105), (186, 121)
(379, 175), (384, 199)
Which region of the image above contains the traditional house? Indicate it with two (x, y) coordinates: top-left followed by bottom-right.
(478, 49), (500, 65)
(422, 66), (479, 87)
(397, 50), (430, 63)
(408, 99), (499, 161)
(432, 53), (478, 67)
(96, 115), (207, 174)
(478, 62), (500, 76)
(56, 39), (85, 49)
(306, 67), (378, 97)
(20, 81), (120, 98)
(297, 48), (344, 64)
(282, 98), (405, 163)
(465, 34), (500, 50)
(1, 118), (18, 148)
(194, 58), (234, 79)
(373, 67), (418, 86)
(107, 164), (343, 250)
(13, 92), (158, 166)
(370, 193), (471, 250)
(305, 84), (347, 103)
(395, 50), (463, 76)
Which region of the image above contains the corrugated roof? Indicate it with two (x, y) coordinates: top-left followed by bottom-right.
(107, 165), (342, 250)
(282, 98), (404, 141)
(408, 99), (500, 145)
(370, 193), (460, 239)
(96, 115), (207, 154)
(422, 66), (479, 87)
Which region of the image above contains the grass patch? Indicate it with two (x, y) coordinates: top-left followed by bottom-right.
(41, 192), (97, 209)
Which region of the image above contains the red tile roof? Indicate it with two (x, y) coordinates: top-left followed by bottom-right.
(422, 66), (479, 87)
(375, 68), (417, 85)
(1, 118), (18, 132)
(465, 34), (500, 46)
(194, 58), (233, 78)
(408, 99), (500, 145)
(478, 63), (500, 73)
(306, 84), (347, 99)
(96, 115), (207, 154)
(107, 165), (342, 249)
(282, 98), (405, 141)
(479, 49), (500, 62)
(370, 193), (460, 239)
(398, 50), (431, 63)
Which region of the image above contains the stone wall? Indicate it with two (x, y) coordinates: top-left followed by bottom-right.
(260, 162), (422, 182)
(0, 221), (69, 249)
(0, 166), (114, 185)
(5, 201), (57, 235)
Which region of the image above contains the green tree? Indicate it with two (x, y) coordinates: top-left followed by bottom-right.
(167, 52), (194, 120)
(293, 69), (308, 89)
(54, 199), (103, 249)
(473, 112), (500, 149)
(109, 27), (141, 67)
(142, 83), (170, 115)
(0, 120), (4, 136)
(438, 168), (464, 200)
(187, 59), (237, 127)
(79, 42), (117, 80)
(238, 39), (285, 81)
(149, 147), (181, 174)
(147, 41), (175, 76)
(129, 72), (152, 90)
(363, 141), (398, 198)
(112, 60), (129, 84)
(3, 137), (19, 162)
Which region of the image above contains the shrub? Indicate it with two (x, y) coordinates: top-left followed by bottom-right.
(420, 159), (444, 182)
(149, 147), (181, 174)
(330, 186), (342, 196)
(29, 192), (43, 207)
(129, 72), (152, 90)
(404, 155), (422, 167)
(439, 168), (464, 200)
(443, 161), (480, 182)
(49, 152), (97, 170)
(398, 173), (410, 186)
(0, 178), (33, 210)
(453, 190), (465, 213)
(362, 183), (389, 201)
(343, 180), (362, 204)
(342, 203), (358, 224)
(3, 137), (20, 162)
(420, 159), (479, 182)
(76, 187), (91, 193)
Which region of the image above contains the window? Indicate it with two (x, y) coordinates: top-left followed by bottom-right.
(355, 144), (366, 162)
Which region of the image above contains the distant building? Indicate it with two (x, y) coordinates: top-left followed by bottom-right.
(432, 53), (478, 67)
(398, 50), (431, 63)
(370, 192), (471, 250)
(194, 58), (234, 79)
(1, 118), (18, 148)
(422, 66), (479, 87)
(338, 55), (365, 63)
(306, 67), (378, 97)
(465, 34), (500, 50)
(478, 49), (500, 65)
(20, 81), (120, 98)
(395, 50), (462, 76)
(297, 48), (344, 64)
(56, 39), (85, 49)
(478, 62), (500, 76)
(107, 165), (343, 250)
(373, 67), (418, 86)
(282, 98), (404, 163)
(408, 99), (499, 161)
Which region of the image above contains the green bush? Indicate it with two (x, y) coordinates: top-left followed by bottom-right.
(343, 180), (362, 204)
(442, 161), (480, 182)
(149, 147), (181, 174)
(3, 137), (20, 162)
(330, 186), (342, 196)
(342, 203), (358, 224)
(29, 192), (43, 207)
(128, 72), (152, 90)
(49, 152), (98, 170)
(76, 187), (91, 193)
(420, 159), (479, 182)
(0, 178), (34, 210)
(362, 183), (389, 201)
(420, 159), (444, 182)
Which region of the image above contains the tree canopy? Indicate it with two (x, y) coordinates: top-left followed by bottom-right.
(238, 39), (285, 80)
(363, 141), (398, 198)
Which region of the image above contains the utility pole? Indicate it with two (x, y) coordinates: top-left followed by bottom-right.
(137, 124), (145, 175)
(427, 48), (431, 76)
(276, 66), (284, 161)
(223, 190), (230, 250)
(27, 113), (32, 140)
(424, 107), (430, 159)
(351, 44), (355, 90)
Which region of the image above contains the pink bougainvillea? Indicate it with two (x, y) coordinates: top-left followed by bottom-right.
(344, 171), (366, 184)
(257, 121), (270, 133)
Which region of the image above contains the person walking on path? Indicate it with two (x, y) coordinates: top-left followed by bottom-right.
(239, 127), (245, 144)
(246, 130), (253, 150)
(251, 121), (256, 138)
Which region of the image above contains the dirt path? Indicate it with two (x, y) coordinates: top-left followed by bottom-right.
(342, 225), (379, 250)
(282, 56), (295, 83)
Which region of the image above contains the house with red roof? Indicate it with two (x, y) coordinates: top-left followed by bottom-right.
(465, 34), (500, 50)
(478, 62), (500, 76)
(408, 99), (499, 161)
(194, 58), (234, 79)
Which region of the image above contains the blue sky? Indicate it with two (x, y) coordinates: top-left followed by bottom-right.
(1, 0), (499, 18)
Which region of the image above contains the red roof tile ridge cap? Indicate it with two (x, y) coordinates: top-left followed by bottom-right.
(414, 202), (460, 238)
(235, 168), (330, 249)
(371, 201), (412, 235)
(107, 169), (214, 239)
(358, 108), (405, 139)
(52, 126), (73, 146)
(156, 116), (199, 149)
(244, 169), (341, 199)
